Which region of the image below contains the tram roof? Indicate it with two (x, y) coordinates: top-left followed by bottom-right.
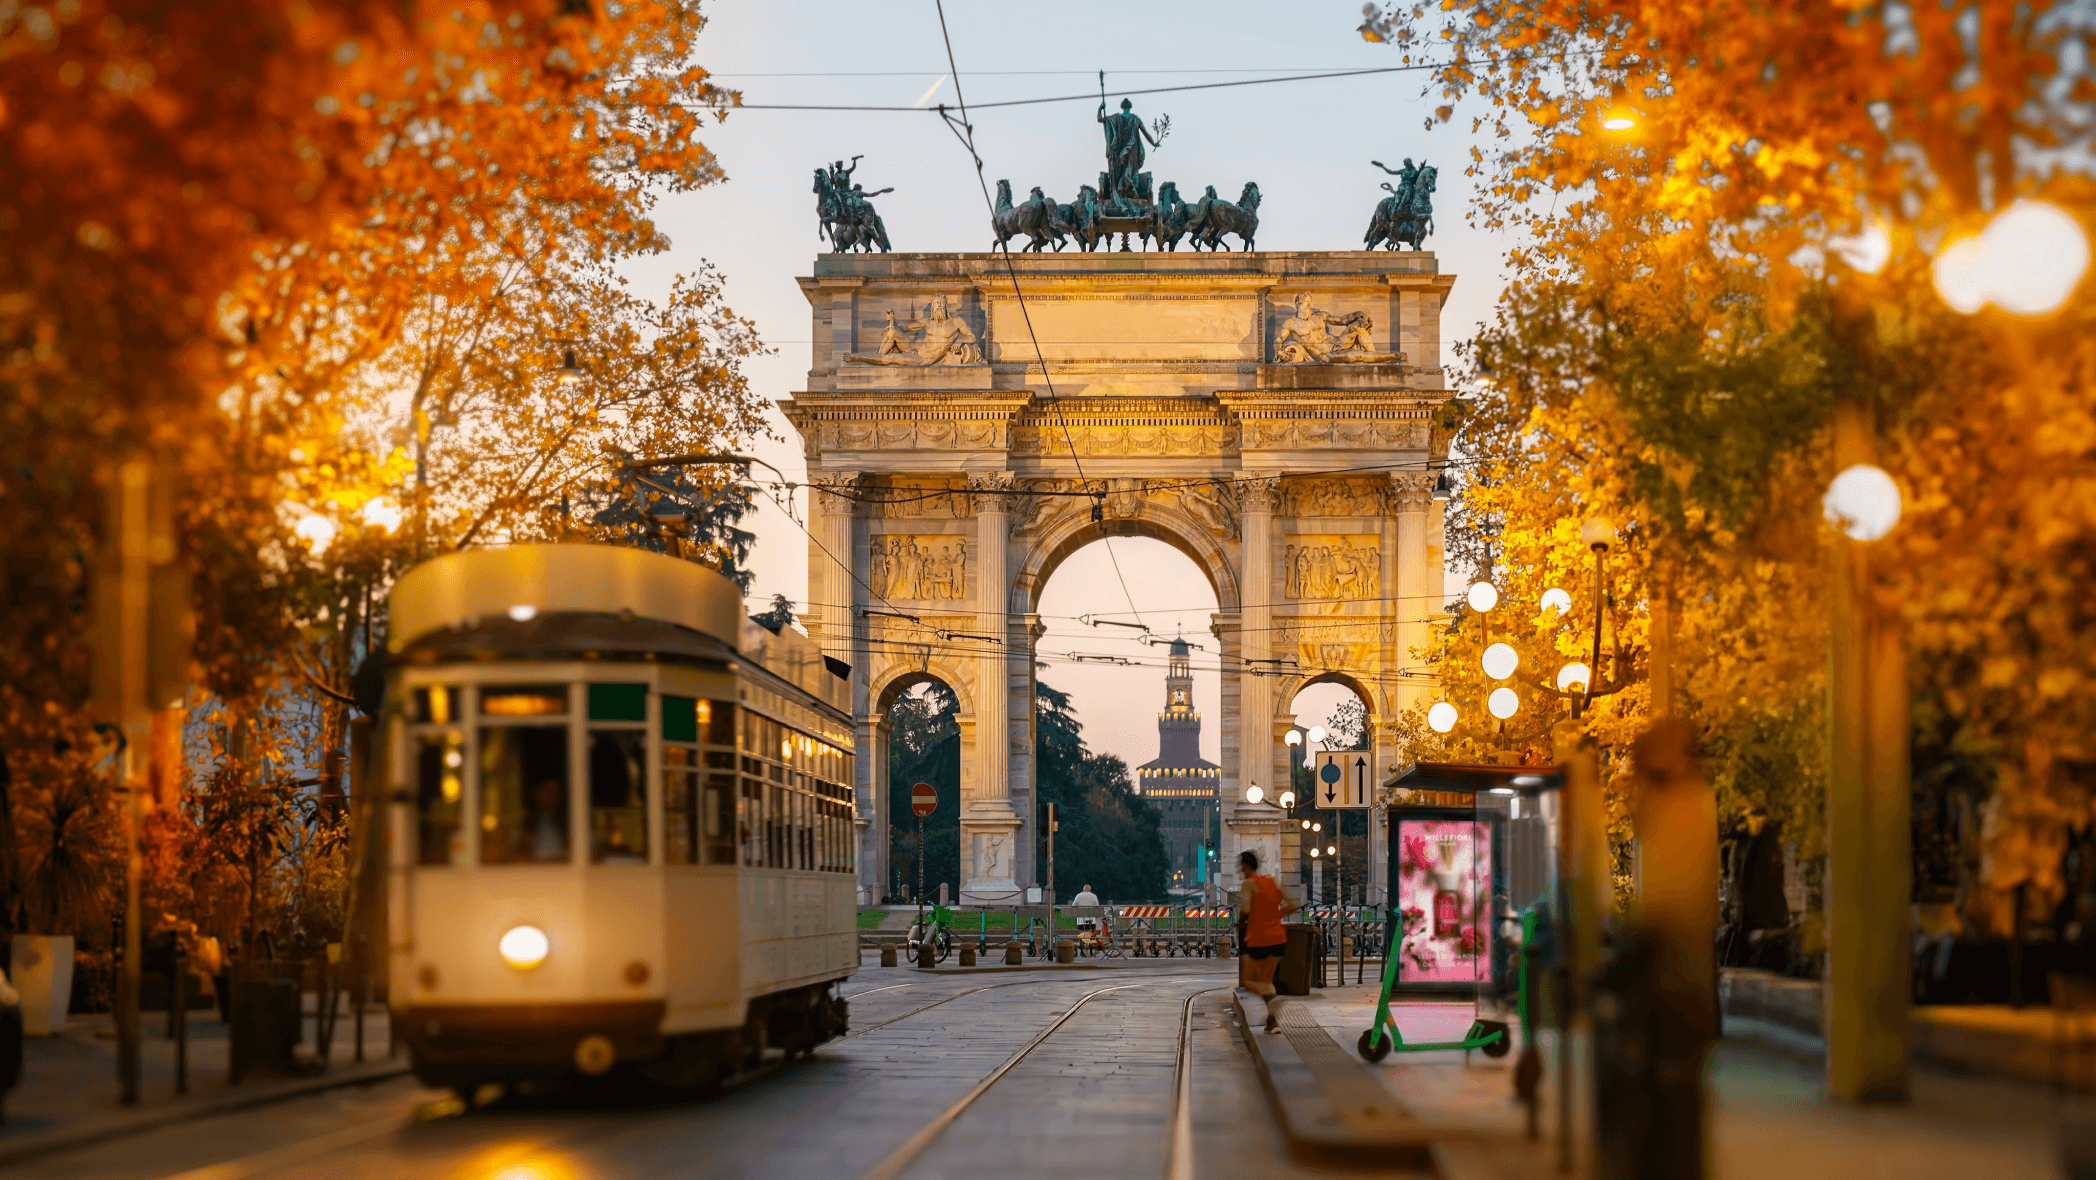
(388, 544), (745, 654)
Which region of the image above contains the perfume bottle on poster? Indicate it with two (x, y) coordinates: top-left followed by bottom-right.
(1433, 885), (1461, 937)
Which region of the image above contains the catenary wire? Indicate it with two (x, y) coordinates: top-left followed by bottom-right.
(931, 1), (1146, 633)
(653, 52), (1596, 111)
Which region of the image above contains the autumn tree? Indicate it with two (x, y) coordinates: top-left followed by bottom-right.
(2, 2), (764, 951)
(1363, 0), (2096, 939)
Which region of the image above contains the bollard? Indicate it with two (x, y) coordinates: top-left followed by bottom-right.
(916, 940), (936, 969)
(959, 943), (976, 967)
(1056, 938), (1075, 964)
(1005, 941), (1023, 965)
(880, 943), (898, 968)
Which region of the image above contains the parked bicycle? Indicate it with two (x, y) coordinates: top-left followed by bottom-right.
(906, 904), (955, 965)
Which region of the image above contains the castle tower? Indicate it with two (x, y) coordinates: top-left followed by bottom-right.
(1137, 637), (1221, 893)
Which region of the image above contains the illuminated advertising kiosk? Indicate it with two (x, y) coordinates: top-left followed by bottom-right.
(1382, 763), (1564, 1008)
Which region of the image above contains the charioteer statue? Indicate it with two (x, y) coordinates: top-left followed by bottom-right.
(813, 155), (893, 253)
(1363, 157), (1437, 251)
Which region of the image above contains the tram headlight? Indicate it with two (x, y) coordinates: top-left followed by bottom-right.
(499, 924), (550, 970)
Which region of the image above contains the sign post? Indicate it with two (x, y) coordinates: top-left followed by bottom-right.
(911, 783), (937, 931)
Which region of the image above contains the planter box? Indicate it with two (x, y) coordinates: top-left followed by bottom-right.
(9, 935), (74, 1036)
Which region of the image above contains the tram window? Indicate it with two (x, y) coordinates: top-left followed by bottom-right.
(481, 686), (568, 717)
(704, 772), (737, 865)
(479, 726), (570, 864)
(587, 729), (648, 865)
(701, 699), (736, 746)
(741, 777), (763, 866)
(664, 746), (697, 865)
(411, 687), (460, 725)
(414, 732), (464, 866)
(588, 683), (648, 723)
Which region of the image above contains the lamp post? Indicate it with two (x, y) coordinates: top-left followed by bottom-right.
(1822, 406), (1910, 1104)
(1578, 516), (1617, 716)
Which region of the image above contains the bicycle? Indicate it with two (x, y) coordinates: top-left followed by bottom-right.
(906, 904), (955, 966)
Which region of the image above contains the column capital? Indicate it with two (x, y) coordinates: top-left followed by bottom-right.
(811, 470), (864, 514)
(1240, 475), (1283, 514)
(1389, 470), (1435, 511)
(968, 473), (1017, 515)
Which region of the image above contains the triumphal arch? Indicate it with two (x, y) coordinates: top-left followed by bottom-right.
(785, 250), (1454, 905)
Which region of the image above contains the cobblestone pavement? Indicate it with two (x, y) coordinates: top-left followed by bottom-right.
(30, 956), (1350, 1180)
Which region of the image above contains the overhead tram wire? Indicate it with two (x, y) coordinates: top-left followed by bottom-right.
(650, 51), (1599, 112)
(930, 0), (1146, 633)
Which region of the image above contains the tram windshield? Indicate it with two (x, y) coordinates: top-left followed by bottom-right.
(480, 726), (571, 864)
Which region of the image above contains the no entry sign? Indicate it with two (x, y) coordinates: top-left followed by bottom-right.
(911, 781), (938, 817)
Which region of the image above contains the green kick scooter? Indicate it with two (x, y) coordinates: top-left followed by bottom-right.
(1356, 907), (1512, 1062)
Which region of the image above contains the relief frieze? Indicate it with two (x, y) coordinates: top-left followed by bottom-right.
(1284, 536), (1383, 601)
(1283, 478), (1388, 517)
(868, 536), (969, 601)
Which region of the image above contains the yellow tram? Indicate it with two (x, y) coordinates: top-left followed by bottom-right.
(383, 544), (858, 1092)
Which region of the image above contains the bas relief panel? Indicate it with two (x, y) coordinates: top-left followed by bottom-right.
(1284, 536), (1383, 601)
(860, 477), (973, 519)
(869, 536), (970, 601)
(1283, 478), (1389, 517)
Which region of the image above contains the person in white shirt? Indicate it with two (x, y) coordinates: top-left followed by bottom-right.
(1071, 884), (1101, 933)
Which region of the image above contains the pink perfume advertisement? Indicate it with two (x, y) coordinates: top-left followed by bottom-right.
(1394, 819), (1491, 984)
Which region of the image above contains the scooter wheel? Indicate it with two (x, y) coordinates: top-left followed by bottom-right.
(1478, 1021), (1512, 1058)
(1357, 1029), (1393, 1063)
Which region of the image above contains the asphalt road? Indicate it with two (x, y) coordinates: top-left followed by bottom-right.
(30, 957), (1358, 1180)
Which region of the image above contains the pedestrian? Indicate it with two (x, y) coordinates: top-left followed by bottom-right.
(1237, 850), (1297, 1033)
(1072, 883), (1101, 938)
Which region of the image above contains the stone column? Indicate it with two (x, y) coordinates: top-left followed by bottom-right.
(859, 714), (886, 904)
(961, 476), (1021, 904)
(1391, 472), (1435, 718)
(1223, 476), (1283, 899)
(813, 472), (873, 902)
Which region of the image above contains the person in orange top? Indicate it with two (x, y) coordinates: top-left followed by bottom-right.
(1237, 849), (1298, 1033)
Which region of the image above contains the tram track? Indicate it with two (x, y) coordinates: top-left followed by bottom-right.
(853, 974), (1222, 1180)
(143, 970), (1223, 1180)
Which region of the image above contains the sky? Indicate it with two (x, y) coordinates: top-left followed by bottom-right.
(626, 0), (1515, 774)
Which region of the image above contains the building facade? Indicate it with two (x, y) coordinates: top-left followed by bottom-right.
(1135, 638), (1221, 893)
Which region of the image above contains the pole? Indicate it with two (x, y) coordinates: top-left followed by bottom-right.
(1825, 402), (1911, 1102)
(1046, 802), (1057, 954)
(115, 461), (149, 1107)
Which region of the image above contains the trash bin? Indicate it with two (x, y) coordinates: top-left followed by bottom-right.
(1275, 926), (1319, 996)
(0, 968), (22, 1121)
(228, 965), (302, 1082)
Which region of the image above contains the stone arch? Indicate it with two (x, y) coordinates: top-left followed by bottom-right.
(1012, 500), (1241, 616)
(870, 658), (977, 718)
(1280, 668), (1382, 723)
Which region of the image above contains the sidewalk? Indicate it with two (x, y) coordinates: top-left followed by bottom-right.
(1266, 984), (2095, 1179)
(0, 1000), (408, 1168)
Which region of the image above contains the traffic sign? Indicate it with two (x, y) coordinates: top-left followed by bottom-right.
(1312, 750), (1375, 808)
(910, 781), (938, 817)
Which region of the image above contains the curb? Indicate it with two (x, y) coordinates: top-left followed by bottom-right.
(1228, 988), (1438, 1169)
(0, 1061), (413, 1169)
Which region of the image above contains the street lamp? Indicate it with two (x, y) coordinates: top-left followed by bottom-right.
(1823, 466), (1902, 542)
(1243, 783), (1265, 805)
(1488, 687), (1520, 719)
(1278, 790), (1296, 808)
(1540, 587), (1572, 615)
(1556, 662), (1592, 692)
(1427, 701), (1458, 733)
(1466, 581), (1499, 612)
(1580, 515), (1617, 708)
(1482, 642), (1519, 681)
(556, 348), (586, 384)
